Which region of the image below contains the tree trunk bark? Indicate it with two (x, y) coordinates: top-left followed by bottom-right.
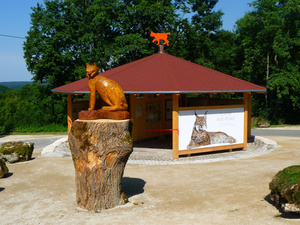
(68, 119), (133, 211)
(266, 52), (270, 107)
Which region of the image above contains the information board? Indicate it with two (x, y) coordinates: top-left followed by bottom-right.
(178, 108), (244, 151)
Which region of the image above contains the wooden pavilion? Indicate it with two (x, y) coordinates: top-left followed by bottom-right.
(52, 47), (265, 158)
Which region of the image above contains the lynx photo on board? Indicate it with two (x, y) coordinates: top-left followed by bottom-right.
(178, 108), (244, 151)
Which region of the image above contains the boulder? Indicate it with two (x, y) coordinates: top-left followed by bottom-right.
(41, 137), (71, 158)
(0, 158), (9, 178)
(258, 122), (270, 128)
(0, 141), (34, 163)
(269, 165), (300, 213)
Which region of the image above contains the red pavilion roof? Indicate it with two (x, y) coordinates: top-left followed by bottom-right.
(52, 52), (265, 94)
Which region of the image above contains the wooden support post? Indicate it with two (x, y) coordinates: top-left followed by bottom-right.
(243, 92), (251, 150)
(67, 94), (73, 133)
(129, 94), (136, 140)
(248, 93), (252, 138)
(172, 94), (179, 159)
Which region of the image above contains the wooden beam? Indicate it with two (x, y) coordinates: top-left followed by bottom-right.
(172, 94), (179, 159)
(243, 92), (251, 150)
(130, 94), (138, 141)
(178, 104), (245, 111)
(177, 143), (245, 156)
(67, 94), (73, 133)
(248, 93), (252, 138)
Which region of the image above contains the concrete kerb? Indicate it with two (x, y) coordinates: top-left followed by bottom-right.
(40, 135), (277, 165)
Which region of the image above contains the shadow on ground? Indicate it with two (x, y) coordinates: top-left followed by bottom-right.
(2, 172), (13, 178)
(133, 135), (255, 150)
(0, 172), (12, 193)
(133, 135), (172, 149)
(0, 135), (10, 139)
(265, 194), (300, 219)
(122, 177), (146, 198)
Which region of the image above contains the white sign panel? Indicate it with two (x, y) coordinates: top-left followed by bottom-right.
(178, 108), (244, 150)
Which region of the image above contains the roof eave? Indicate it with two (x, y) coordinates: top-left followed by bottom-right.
(51, 90), (90, 94)
(124, 89), (266, 94)
(52, 89), (266, 94)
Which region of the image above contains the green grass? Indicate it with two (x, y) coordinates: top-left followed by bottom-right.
(7, 131), (68, 135)
(0, 123), (68, 134)
(251, 124), (300, 129)
(251, 117), (300, 128)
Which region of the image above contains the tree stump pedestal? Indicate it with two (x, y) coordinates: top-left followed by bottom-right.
(68, 119), (133, 211)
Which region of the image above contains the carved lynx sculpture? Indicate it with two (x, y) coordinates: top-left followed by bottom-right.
(86, 63), (128, 112)
(187, 111), (236, 149)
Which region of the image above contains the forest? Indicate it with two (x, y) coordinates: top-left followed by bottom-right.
(0, 0), (299, 133)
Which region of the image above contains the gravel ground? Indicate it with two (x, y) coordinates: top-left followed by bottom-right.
(1, 133), (300, 224)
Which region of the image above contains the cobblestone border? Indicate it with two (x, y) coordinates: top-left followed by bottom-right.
(128, 136), (277, 165)
(40, 136), (277, 165)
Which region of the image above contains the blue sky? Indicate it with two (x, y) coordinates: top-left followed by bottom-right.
(0, 0), (253, 82)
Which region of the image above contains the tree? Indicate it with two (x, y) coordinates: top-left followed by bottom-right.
(24, 0), (227, 87)
(24, 0), (182, 87)
(191, 0), (223, 35)
(0, 85), (11, 94)
(24, 0), (91, 87)
(234, 0), (300, 123)
(0, 84), (67, 133)
(210, 30), (238, 75)
(170, 0), (223, 68)
(105, 0), (178, 66)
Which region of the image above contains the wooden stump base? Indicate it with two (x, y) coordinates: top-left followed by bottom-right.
(78, 109), (130, 120)
(68, 119), (133, 211)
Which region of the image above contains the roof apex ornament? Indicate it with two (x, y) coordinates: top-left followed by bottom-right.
(150, 31), (170, 46)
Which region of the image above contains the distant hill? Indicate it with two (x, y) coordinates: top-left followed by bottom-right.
(0, 85), (12, 93)
(0, 81), (33, 89)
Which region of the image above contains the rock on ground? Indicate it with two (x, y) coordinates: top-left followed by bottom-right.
(0, 158), (8, 177)
(0, 141), (34, 163)
(41, 137), (71, 158)
(269, 165), (300, 213)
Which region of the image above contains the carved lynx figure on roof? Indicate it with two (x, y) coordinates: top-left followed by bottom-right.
(86, 63), (128, 112)
(150, 31), (170, 46)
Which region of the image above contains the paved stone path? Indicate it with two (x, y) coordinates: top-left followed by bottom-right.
(35, 135), (277, 165)
(129, 136), (277, 165)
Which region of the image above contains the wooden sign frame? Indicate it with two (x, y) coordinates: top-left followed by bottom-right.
(172, 93), (251, 159)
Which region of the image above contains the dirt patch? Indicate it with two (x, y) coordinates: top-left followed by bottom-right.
(0, 136), (300, 224)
